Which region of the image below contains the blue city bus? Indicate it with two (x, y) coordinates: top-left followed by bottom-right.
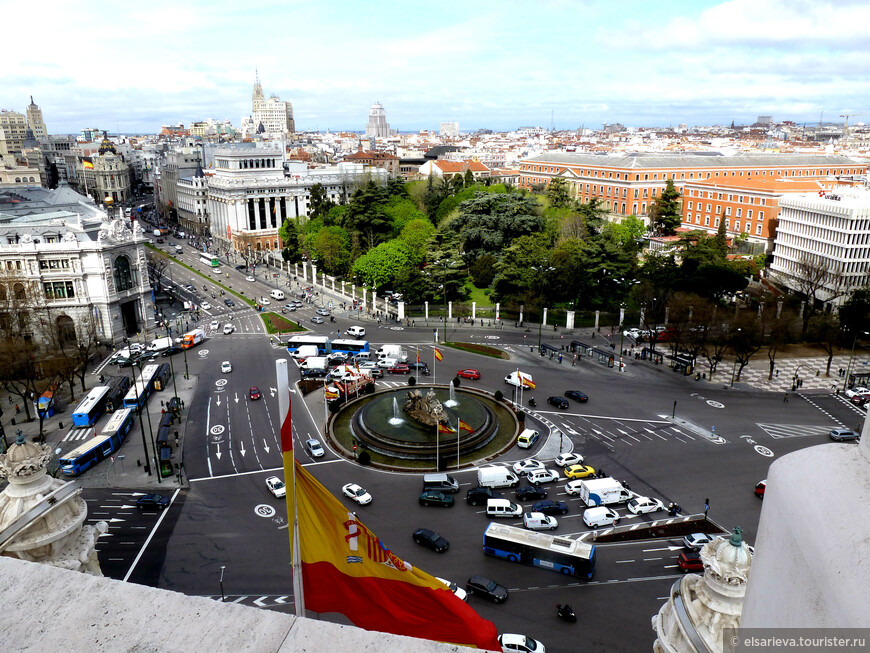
(286, 334), (330, 354)
(71, 386), (111, 427)
(123, 364), (158, 410)
(327, 339), (370, 356)
(58, 408), (133, 477)
(482, 522), (596, 579)
(104, 374), (132, 412)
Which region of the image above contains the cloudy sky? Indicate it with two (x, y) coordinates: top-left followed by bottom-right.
(3, 0), (869, 135)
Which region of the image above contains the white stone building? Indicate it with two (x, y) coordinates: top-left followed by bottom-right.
(207, 148), (387, 257)
(0, 186), (153, 346)
(250, 75), (295, 136)
(770, 188), (870, 309)
(365, 102), (394, 139)
(176, 165), (210, 237)
(26, 96), (48, 140)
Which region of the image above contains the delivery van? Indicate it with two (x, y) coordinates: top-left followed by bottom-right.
(583, 506), (621, 528)
(477, 465), (520, 489)
(270, 289), (285, 300)
(486, 498), (523, 518)
(346, 325), (366, 338)
(517, 429), (540, 449)
(293, 345), (320, 360)
(504, 371), (534, 388)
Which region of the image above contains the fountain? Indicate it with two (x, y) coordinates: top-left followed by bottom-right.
(388, 397), (404, 426)
(445, 383), (458, 408)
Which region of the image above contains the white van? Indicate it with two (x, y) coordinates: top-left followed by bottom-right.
(175, 245), (183, 254)
(293, 344), (320, 360)
(583, 506), (621, 528)
(477, 465), (520, 489)
(504, 371), (534, 388)
(270, 289), (285, 300)
(486, 498), (522, 518)
(517, 429), (540, 449)
(346, 325), (366, 338)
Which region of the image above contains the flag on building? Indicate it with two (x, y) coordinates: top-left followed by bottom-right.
(438, 422), (456, 434)
(82, 158), (94, 170)
(288, 459), (500, 649)
(521, 375), (536, 389)
(458, 419), (474, 433)
(434, 348), (443, 361)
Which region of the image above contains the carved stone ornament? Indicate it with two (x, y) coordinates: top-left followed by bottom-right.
(62, 231), (78, 243)
(20, 233), (34, 244)
(403, 388), (447, 426)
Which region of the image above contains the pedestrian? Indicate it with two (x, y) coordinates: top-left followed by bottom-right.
(7, 396), (12, 405)
(15, 404), (20, 414)
(783, 393), (789, 403)
(572, 354), (577, 366)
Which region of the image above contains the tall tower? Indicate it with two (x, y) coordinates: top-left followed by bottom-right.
(365, 102), (391, 139)
(252, 70), (266, 116)
(26, 96), (48, 139)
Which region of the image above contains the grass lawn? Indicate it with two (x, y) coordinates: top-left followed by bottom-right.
(262, 312), (306, 334)
(442, 341), (509, 359)
(465, 283), (494, 307)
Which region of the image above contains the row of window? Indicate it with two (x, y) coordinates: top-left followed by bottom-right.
(39, 259), (70, 270)
(13, 177), (38, 183)
(43, 281), (76, 300)
(688, 189), (768, 204)
(522, 164), (863, 180)
(685, 202), (765, 221)
(689, 213), (763, 235)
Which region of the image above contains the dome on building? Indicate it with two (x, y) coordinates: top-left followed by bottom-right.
(98, 131), (117, 155)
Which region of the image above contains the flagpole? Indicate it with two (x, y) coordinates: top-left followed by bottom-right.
(277, 359), (304, 616)
(456, 416), (460, 469)
(435, 421), (439, 471)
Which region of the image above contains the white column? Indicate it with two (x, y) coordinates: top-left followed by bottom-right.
(594, 310), (600, 330)
(519, 306), (524, 323)
(619, 307), (625, 326)
(294, 262), (299, 278)
(331, 277), (335, 292)
(351, 284), (356, 302)
(472, 302), (476, 319)
(448, 301), (453, 320)
(311, 265), (317, 286)
(398, 301), (405, 320)
(425, 301), (429, 319)
(566, 310), (575, 330)
(543, 307), (548, 326)
(496, 303), (500, 321)
(341, 280), (345, 297)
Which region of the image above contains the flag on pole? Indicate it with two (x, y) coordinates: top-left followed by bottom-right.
(416, 349), (420, 364)
(521, 375), (536, 389)
(82, 158), (94, 170)
(434, 348), (443, 361)
(289, 459), (500, 649)
(438, 422), (456, 434)
(458, 419), (474, 433)
(325, 387), (339, 400)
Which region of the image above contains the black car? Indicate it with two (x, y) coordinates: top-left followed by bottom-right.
(407, 362), (430, 375)
(161, 345), (182, 357)
(235, 264), (246, 270)
(516, 485), (548, 501)
(532, 499), (569, 515)
(466, 575), (508, 603)
(465, 486), (502, 506)
(412, 528), (449, 553)
(547, 396), (569, 409)
(301, 368), (328, 379)
(418, 490), (454, 507)
(565, 390), (588, 402)
(136, 494), (170, 511)
(224, 298), (235, 307)
(116, 356), (140, 368)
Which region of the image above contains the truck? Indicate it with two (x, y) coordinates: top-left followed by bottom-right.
(326, 376), (376, 404)
(477, 465), (520, 489)
(147, 336), (173, 352)
(567, 477), (633, 507)
(504, 371), (534, 388)
(377, 344), (408, 363)
(181, 329), (206, 349)
(300, 356), (328, 372)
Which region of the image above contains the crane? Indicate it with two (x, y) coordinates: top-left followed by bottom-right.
(840, 113), (870, 135)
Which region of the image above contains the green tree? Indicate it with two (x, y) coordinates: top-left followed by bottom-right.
(463, 169), (474, 187)
(450, 192), (544, 261)
(469, 254), (498, 288)
(491, 234), (552, 307)
(307, 183), (334, 221)
(807, 312), (842, 377)
(309, 226), (351, 276)
(352, 240), (413, 288)
(278, 217), (303, 262)
(546, 177), (572, 209)
(397, 219), (436, 265)
(344, 180), (392, 253)
(839, 285), (870, 337)
(648, 179), (682, 235)
(383, 196), (427, 236)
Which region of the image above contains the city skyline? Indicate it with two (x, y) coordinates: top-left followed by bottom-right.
(3, 0), (870, 135)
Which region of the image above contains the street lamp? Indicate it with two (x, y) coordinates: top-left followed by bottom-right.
(729, 328), (742, 388)
(531, 263), (554, 351)
(129, 361), (152, 477)
(843, 331), (869, 391)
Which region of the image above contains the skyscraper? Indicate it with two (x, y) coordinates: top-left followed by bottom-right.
(250, 72), (295, 135)
(26, 96), (48, 139)
(365, 102), (392, 138)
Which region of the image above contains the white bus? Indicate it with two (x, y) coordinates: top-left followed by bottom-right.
(199, 252), (220, 268)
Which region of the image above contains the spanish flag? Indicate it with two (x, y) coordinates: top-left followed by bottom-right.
(324, 387), (339, 399)
(288, 459), (499, 649)
(521, 375), (536, 389)
(434, 348), (443, 361)
(458, 419), (474, 433)
(82, 158), (94, 170)
(438, 422), (456, 434)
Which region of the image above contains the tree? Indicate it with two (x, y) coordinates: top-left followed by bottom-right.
(344, 180), (392, 254)
(469, 254), (497, 288)
(730, 311), (764, 383)
(397, 218), (436, 265)
(307, 183), (335, 221)
(308, 226), (351, 276)
(807, 312), (842, 377)
(491, 234), (552, 307)
(352, 240), (413, 289)
(839, 285), (870, 337)
(279, 217), (303, 263)
(463, 169), (474, 187)
(546, 177), (572, 209)
(648, 179), (682, 235)
(450, 191), (543, 261)
(794, 253), (852, 332)
(146, 249), (170, 289)
(760, 299), (798, 381)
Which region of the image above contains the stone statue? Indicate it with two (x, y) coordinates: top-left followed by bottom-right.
(403, 388), (448, 426)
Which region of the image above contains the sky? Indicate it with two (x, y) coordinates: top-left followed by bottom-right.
(3, 0), (870, 135)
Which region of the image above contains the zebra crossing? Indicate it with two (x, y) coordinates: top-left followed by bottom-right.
(756, 422), (834, 439)
(61, 426), (97, 442)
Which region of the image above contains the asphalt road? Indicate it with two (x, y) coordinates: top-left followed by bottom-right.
(87, 260), (865, 652)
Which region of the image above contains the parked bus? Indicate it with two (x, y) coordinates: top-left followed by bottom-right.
(104, 374), (132, 412)
(71, 386), (111, 427)
(153, 363), (172, 391)
(482, 522), (596, 579)
(199, 252), (220, 268)
(286, 334), (330, 355)
(123, 364), (158, 411)
(58, 408), (133, 477)
(328, 339), (370, 356)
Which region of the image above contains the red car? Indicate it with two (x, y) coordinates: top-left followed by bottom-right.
(677, 551), (704, 573)
(388, 363), (410, 374)
(456, 369), (481, 380)
(249, 386), (262, 400)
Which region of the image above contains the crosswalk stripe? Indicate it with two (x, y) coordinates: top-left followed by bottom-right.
(756, 422), (833, 439)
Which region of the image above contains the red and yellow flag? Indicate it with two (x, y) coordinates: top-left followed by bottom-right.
(416, 350), (420, 364)
(82, 158), (94, 170)
(438, 422), (456, 434)
(434, 348), (443, 361)
(324, 388), (339, 399)
(288, 460), (499, 649)
(458, 419), (474, 433)
(521, 375), (536, 389)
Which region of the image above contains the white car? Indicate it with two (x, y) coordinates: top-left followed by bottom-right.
(221, 361), (232, 373)
(265, 476), (286, 498)
(342, 483), (372, 505)
(622, 327), (642, 340)
(526, 469), (560, 485)
(246, 276), (255, 282)
(201, 301), (211, 310)
(436, 577), (467, 601)
(259, 297), (271, 305)
(498, 633), (546, 653)
(210, 320), (220, 330)
(845, 386), (869, 398)
(512, 458), (545, 476)
(358, 361), (380, 370)
(626, 496), (666, 515)
(683, 533), (714, 550)
(222, 324), (235, 334)
(554, 452), (584, 467)
(564, 479), (587, 496)
(522, 512), (558, 531)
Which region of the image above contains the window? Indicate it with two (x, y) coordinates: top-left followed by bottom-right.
(715, 217), (720, 227)
(756, 224), (763, 235)
(737, 208), (742, 217)
(734, 221), (740, 232)
(725, 207), (731, 216)
(113, 255), (134, 292)
(747, 210), (753, 219)
(688, 201), (693, 210)
(39, 259), (70, 270)
(759, 211), (764, 220)
(705, 216), (710, 226)
(43, 281), (76, 300)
